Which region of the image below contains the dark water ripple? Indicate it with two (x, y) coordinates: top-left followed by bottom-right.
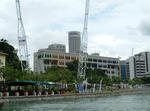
(1, 94), (150, 111)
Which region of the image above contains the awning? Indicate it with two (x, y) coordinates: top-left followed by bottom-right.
(0, 80), (56, 86)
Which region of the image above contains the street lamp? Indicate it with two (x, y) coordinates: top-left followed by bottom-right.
(99, 79), (103, 92)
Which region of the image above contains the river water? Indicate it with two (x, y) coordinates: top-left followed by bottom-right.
(1, 94), (150, 111)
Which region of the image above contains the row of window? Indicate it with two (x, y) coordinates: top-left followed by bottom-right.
(43, 60), (70, 65)
(107, 71), (115, 74)
(86, 64), (116, 69)
(38, 54), (78, 60)
(88, 58), (118, 64)
(136, 72), (146, 74)
(136, 63), (145, 65)
(38, 54), (118, 64)
(43, 59), (117, 70)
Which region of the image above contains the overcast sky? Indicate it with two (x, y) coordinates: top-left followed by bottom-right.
(0, 0), (150, 69)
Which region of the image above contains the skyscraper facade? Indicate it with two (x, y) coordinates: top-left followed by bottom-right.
(68, 31), (81, 53)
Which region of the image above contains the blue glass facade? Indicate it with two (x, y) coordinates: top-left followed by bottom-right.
(121, 65), (126, 79)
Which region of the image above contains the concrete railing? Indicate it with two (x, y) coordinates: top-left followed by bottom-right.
(1, 88), (150, 103)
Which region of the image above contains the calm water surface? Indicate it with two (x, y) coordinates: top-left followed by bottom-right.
(1, 94), (150, 111)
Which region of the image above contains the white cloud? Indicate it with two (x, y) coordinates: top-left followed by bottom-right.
(89, 34), (121, 47)
(1, 0), (150, 69)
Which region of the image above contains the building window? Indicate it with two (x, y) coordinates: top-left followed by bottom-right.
(59, 61), (64, 65)
(92, 64), (97, 68)
(51, 60), (58, 65)
(71, 56), (76, 60)
(43, 60), (50, 65)
(87, 63), (92, 67)
(65, 56), (70, 60)
(111, 66), (114, 69)
(45, 54), (51, 58)
(88, 58), (92, 61)
(113, 61), (117, 64)
(93, 59), (97, 62)
(111, 71), (115, 74)
(98, 65), (102, 68)
(59, 55), (64, 59)
(103, 60), (107, 63)
(98, 59), (102, 62)
(38, 55), (41, 59)
(38, 54), (44, 59)
(103, 65), (107, 68)
(53, 55), (58, 58)
(108, 60), (112, 63)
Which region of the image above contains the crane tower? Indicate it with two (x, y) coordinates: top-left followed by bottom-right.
(16, 0), (29, 70)
(78, 0), (90, 78)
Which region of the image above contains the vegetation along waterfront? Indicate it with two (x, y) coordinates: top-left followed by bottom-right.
(0, 39), (150, 97)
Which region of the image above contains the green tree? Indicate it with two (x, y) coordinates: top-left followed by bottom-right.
(132, 78), (143, 85)
(0, 38), (21, 70)
(86, 68), (107, 84)
(66, 60), (78, 72)
(5, 66), (23, 81)
(140, 77), (150, 84)
(112, 76), (121, 84)
(43, 67), (77, 83)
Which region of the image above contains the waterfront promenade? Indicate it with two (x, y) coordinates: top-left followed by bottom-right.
(1, 88), (150, 103)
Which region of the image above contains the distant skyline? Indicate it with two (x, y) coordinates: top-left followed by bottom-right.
(0, 0), (150, 69)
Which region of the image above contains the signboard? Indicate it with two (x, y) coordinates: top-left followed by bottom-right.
(18, 36), (26, 45)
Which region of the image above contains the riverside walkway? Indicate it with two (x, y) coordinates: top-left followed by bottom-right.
(1, 88), (150, 103)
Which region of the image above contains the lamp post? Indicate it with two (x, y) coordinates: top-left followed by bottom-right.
(99, 79), (103, 92)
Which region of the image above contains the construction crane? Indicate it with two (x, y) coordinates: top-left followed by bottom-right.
(78, 0), (90, 78)
(16, 0), (29, 70)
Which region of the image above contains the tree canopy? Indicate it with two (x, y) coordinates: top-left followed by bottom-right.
(1, 38), (150, 85)
(0, 38), (21, 70)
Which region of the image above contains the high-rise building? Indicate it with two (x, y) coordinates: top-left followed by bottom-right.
(68, 31), (81, 53)
(124, 52), (150, 79)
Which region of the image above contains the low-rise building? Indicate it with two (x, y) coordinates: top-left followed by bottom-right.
(34, 45), (121, 77)
(0, 52), (7, 81)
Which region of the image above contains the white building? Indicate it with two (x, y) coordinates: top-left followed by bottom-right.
(68, 31), (81, 53)
(125, 52), (150, 79)
(34, 46), (121, 77)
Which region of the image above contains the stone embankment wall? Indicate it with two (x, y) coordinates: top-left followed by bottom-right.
(0, 88), (150, 103)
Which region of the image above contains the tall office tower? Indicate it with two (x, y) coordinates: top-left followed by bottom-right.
(68, 31), (81, 53)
